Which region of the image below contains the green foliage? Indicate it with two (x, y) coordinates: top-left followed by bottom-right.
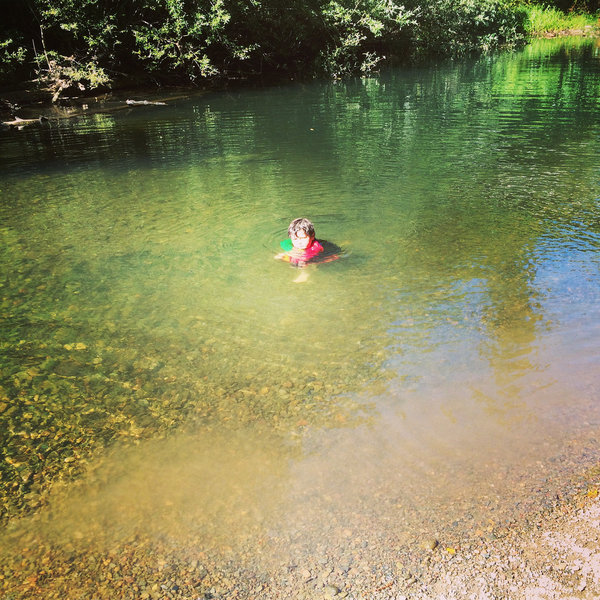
(0, 38), (28, 80)
(34, 0), (123, 58)
(34, 51), (110, 101)
(130, 0), (225, 80)
(535, 0), (600, 13)
(218, 0), (329, 75)
(0, 0), (570, 94)
(319, 0), (416, 76)
(410, 0), (528, 55)
(524, 4), (598, 34)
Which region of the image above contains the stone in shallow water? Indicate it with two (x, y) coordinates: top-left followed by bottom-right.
(54, 360), (82, 377)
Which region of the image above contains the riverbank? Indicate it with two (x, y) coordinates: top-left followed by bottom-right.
(0, 87), (207, 126)
(1, 459), (599, 600)
(2, 29), (598, 128)
(407, 491), (600, 600)
(538, 25), (599, 38)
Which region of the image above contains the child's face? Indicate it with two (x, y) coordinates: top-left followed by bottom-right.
(290, 230), (313, 250)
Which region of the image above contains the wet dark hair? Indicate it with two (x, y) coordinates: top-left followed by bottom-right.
(288, 218), (315, 239)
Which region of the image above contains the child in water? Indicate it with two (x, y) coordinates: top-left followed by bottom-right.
(276, 218), (338, 282)
(276, 218), (324, 265)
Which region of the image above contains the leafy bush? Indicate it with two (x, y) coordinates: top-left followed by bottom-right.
(317, 0), (416, 76)
(0, 0), (538, 95)
(35, 51), (111, 101)
(130, 0), (225, 81)
(220, 0), (328, 75)
(410, 0), (528, 56)
(0, 38), (28, 80)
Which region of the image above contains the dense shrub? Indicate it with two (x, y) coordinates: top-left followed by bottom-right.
(0, 38), (28, 80)
(316, 0), (416, 77)
(0, 0), (533, 95)
(410, 0), (528, 55)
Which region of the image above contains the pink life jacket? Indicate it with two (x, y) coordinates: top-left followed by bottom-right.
(288, 239), (324, 265)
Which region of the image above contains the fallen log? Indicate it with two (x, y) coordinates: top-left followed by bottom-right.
(2, 116), (49, 127)
(125, 99), (167, 106)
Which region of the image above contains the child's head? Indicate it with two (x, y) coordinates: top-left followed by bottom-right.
(288, 218), (315, 250)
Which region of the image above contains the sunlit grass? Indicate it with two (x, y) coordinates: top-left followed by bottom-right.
(524, 4), (599, 35)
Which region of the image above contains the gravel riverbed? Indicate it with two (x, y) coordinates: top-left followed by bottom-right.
(2, 472), (600, 600)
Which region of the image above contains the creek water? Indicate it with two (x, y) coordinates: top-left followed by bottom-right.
(1, 36), (600, 592)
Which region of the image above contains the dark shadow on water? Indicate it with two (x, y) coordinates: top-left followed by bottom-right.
(310, 239), (344, 264)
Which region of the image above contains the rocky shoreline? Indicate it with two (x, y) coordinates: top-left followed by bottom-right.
(1, 458), (599, 600)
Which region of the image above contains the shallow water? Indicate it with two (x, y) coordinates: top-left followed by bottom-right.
(1, 37), (600, 591)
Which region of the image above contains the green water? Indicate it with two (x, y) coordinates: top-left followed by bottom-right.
(1, 37), (600, 586)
